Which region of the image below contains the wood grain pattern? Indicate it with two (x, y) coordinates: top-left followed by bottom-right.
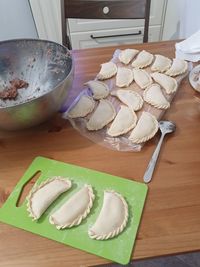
(0, 41), (200, 267)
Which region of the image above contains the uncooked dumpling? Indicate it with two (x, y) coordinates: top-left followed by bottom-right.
(143, 84), (170, 109)
(68, 95), (95, 118)
(151, 54), (171, 73)
(97, 62), (117, 80)
(132, 50), (154, 68)
(129, 112), (159, 144)
(85, 80), (109, 99)
(27, 177), (72, 220)
(49, 185), (95, 229)
(107, 105), (137, 137)
(86, 99), (116, 130)
(111, 89), (143, 111)
(88, 190), (128, 240)
(118, 49), (139, 65)
(132, 68), (152, 89)
(116, 67), (134, 87)
(151, 72), (178, 94)
(165, 58), (188, 76)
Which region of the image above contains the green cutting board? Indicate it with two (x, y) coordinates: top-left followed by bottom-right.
(0, 156), (147, 265)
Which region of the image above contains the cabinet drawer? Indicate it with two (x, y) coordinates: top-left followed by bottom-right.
(68, 0), (166, 32)
(70, 26), (161, 49)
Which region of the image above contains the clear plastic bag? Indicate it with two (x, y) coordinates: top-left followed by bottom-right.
(63, 49), (190, 152)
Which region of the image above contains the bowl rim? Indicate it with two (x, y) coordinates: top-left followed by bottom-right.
(0, 38), (73, 109)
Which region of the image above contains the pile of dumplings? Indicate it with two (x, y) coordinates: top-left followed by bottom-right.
(68, 49), (188, 144)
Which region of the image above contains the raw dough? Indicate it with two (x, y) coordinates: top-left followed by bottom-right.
(49, 185), (95, 229)
(68, 95), (95, 118)
(116, 67), (134, 87)
(143, 83), (170, 109)
(27, 177), (72, 220)
(85, 80), (109, 99)
(88, 190), (128, 240)
(165, 58), (188, 76)
(151, 72), (178, 94)
(132, 68), (152, 89)
(86, 99), (116, 130)
(129, 111), (159, 144)
(107, 105), (137, 137)
(111, 89), (143, 111)
(131, 50), (154, 68)
(97, 62), (117, 80)
(118, 48), (139, 65)
(151, 54), (171, 73)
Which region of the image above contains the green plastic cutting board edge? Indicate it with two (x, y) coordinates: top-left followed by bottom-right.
(0, 156), (148, 265)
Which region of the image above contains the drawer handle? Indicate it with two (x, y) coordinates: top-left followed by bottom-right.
(90, 31), (142, 40)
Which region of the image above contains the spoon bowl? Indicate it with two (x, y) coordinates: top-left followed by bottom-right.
(159, 120), (176, 135)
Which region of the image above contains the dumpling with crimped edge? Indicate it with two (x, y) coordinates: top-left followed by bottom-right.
(49, 185), (95, 229)
(86, 99), (116, 131)
(84, 80), (109, 100)
(68, 95), (95, 118)
(132, 68), (152, 89)
(165, 58), (188, 76)
(88, 190), (128, 240)
(116, 67), (134, 87)
(129, 111), (159, 144)
(111, 89), (143, 111)
(151, 72), (178, 94)
(143, 83), (170, 109)
(118, 48), (139, 65)
(131, 50), (154, 68)
(151, 54), (172, 73)
(107, 105), (137, 137)
(97, 61), (117, 80)
(27, 177), (72, 220)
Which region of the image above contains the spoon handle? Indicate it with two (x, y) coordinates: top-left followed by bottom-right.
(143, 133), (165, 183)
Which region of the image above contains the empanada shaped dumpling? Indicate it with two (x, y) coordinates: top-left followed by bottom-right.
(49, 185), (94, 229)
(133, 68), (152, 89)
(111, 89), (143, 111)
(151, 54), (172, 73)
(85, 80), (109, 100)
(107, 105), (137, 137)
(129, 111), (158, 144)
(165, 58), (188, 76)
(118, 48), (139, 65)
(27, 177), (72, 220)
(131, 50), (154, 68)
(68, 95), (95, 118)
(116, 67), (134, 87)
(88, 190), (128, 240)
(86, 99), (116, 130)
(97, 62), (117, 80)
(151, 72), (178, 94)
(143, 84), (170, 109)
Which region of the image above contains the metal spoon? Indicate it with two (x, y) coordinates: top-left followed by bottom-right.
(143, 121), (176, 183)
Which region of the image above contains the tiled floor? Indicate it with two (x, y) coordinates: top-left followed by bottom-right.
(99, 251), (200, 267)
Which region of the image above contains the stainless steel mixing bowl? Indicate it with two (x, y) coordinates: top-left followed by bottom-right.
(0, 39), (73, 130)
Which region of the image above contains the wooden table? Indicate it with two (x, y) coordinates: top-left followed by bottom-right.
(0, 41), (200, 267)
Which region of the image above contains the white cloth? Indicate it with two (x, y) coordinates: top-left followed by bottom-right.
(176, 30), (200, 62)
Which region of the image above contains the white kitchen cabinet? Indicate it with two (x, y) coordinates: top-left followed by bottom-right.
(68, 0), (167, 49)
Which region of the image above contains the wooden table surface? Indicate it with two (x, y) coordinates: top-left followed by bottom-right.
(0, 41), (200, 267)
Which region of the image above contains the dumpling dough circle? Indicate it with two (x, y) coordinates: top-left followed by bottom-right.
(88, 190), (128, 240)
(129, 111), (159, 144)
(49, 185), (95, 229)
(27, 177), (72, 220)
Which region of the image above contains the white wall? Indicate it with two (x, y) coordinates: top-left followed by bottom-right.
(0, 0), (38, 41)
(162, 0), (200, 40)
